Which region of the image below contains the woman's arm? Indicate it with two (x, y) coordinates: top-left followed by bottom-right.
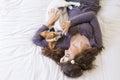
(90, 16), (103, 48)
(62, 11), (103, 48)
(32, 25), (49, 47)
(62, 11), (96, 35)
(32, 8), (60, 47)
(71, 11), (103, 48)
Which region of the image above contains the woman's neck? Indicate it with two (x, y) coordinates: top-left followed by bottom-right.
(70, 33), (91, 54)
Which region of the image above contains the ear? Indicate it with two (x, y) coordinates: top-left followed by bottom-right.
(40, 31), (46, 38)
(49, 42), (56, 49)
(49, 43), (54, 49)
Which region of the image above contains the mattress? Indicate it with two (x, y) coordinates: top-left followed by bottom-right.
(0, 0), (120, 80)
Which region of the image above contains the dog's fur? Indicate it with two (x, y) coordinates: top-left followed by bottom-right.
(40, 31), (62, 49)
(46, 0), (80, 32)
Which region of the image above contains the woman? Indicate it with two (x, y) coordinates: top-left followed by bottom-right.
(32, 0), (103, 78)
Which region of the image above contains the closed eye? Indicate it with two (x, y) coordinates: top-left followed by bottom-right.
(65, 53), (70, 57)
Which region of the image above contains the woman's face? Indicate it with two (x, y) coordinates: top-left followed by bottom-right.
(60, 44), (80, 63)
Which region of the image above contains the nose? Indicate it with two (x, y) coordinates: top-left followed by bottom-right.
(65, 50), (68, 55)
(60, 57), (64, 63)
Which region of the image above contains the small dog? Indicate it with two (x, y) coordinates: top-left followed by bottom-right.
(46, 0), (80, 32)
(40, 30), (62, 49)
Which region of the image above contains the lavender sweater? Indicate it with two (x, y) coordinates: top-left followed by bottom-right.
(32, 4), (103, 49)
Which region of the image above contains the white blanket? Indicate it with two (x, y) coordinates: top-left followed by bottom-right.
(0, 0), (120, 80)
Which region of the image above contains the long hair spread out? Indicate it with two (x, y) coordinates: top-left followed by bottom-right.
(42, 47), (103, 78)
(60, 48), (101, 78)
(41, 47), (65, 63)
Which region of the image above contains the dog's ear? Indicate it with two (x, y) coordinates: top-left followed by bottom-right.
(39, 31), (47, 38)
(49, 42), (56, 49)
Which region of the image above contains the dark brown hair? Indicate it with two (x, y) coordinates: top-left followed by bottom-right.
(60, 48), (102, 78)
(42, 47), (103, 78)
(41, 47), (65, 63)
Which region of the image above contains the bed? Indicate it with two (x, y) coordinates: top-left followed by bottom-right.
(0, 0), (120, 80)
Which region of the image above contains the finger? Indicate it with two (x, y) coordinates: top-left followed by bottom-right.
(56, 10), (59, 14)
(54, 9), (57, 13)
(56, 12), (60, 18)
(62, 29), (68, 36)
(57, 14), (60, 19)
(49, 9), (53, 14)
(55, 8), (58, 13)
(61, 24), (66, 30)
(52, 8), (57, 14)
(62, 23), (66, 27)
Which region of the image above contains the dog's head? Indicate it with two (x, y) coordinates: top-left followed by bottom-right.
(40, 31), (62, 40)
(40, 31), (62, 49)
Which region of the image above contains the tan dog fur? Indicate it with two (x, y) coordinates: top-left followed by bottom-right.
(40, 31), (60, 49)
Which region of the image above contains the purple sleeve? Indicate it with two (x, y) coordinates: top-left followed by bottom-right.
(70, 11), (96, 26)
(70, 11), (103, 48)
(90, 15), (103, 48)
(32, 25), (49, 47)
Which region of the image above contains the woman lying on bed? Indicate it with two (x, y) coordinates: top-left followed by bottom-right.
(32, 0), (103, 78)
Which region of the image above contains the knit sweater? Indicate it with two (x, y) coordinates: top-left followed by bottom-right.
(32, 4), (103, 49)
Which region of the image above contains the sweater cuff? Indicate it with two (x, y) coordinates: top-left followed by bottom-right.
(42, 25), (49, 30)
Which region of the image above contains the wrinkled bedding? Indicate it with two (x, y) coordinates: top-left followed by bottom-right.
(0, 0), (120, 80)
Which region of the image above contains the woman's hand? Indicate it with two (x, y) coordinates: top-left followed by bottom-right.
(61, 21), (71, 35)
(45, 8), (60, 28)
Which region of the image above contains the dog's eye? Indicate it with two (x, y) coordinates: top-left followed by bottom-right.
(52, 33), (55, 35)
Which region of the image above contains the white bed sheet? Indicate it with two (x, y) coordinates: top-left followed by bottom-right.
(0, 0), (120, 80)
